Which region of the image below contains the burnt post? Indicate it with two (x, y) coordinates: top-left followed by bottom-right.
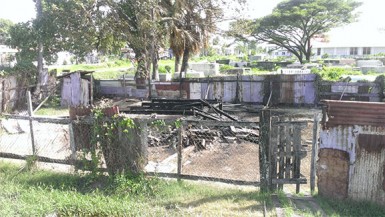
(259, 109), (271, 192)
(311, 114), (320, 194)
(177, 121), (184, 181)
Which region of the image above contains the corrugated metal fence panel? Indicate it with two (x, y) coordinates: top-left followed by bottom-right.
(320, 82), (381, 102)
(323, 100), (385, 127)
(349, 137), (385, 204)
(319, 124), (385, 203)
(320, 100), (385, 203)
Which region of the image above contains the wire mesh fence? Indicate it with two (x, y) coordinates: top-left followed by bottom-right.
(0, 116), (73, 163)
(146, 119), (179, 174)
(0, 91), (261, 185)
(145, 119), (260, 185)
(180, 120), (260, 184)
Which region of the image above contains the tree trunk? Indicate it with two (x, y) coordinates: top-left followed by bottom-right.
(174, 54), (181, 74)
(135, 51), (149, 89)
(305, 39), (312, 63)
(180, 47), (190, 74)
(35, 0), (44, 98)
(152, 49), (159, 81)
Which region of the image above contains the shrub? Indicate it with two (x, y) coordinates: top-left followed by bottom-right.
(219, 64), (234, 72)
(312, 67), (362, 81)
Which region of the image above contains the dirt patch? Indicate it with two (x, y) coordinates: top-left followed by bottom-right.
(147, 146), (176, 162)
(181, 142), (259, 182)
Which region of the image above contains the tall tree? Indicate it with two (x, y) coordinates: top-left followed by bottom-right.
(0, 19), (13, 45)
(108, 0), (158, 85)
(241, 0), (361, 63)
(161, 0), (244, 75)
(33, 0), (46, 97)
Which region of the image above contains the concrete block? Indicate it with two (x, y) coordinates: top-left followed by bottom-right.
(189, 63), (220, 76)
(159, 73), (172, 82)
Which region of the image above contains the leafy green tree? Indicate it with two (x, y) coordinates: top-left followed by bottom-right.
(230, 0), (361, 64)
(0, 19), (13, 45)
(108, 0), (159, 84)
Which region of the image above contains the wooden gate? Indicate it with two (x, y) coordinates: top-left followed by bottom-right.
(259, 109), (318, 193)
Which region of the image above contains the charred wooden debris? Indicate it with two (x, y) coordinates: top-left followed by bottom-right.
(148, 121), (259, 150)
(125, 98), (238, 121)
(121, 98), (258, 150)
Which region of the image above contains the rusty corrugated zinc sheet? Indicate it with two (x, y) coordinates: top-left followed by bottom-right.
(322, 100), (385, 127)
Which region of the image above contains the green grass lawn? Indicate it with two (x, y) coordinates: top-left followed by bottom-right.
(0, 162), (269, 216)
(1, 161), (385, 216)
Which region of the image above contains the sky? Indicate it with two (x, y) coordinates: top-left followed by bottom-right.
(1, 0), (384, 40)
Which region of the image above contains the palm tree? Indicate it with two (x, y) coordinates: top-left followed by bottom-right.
(160, 0), (219, 77)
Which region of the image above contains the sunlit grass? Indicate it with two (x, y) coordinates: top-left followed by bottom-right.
(34, 107), (68, 116)
(0, 161), (268, 216)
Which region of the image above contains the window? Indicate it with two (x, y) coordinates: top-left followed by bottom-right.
(350, 47), (358, 55)
(317, 48), (321, 56)
(363, 47), (371, 55)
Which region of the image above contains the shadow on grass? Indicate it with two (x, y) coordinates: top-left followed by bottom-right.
(315, 194), (385, 217)
(0, 163), (109, 194)
(1, 162), (272, 214)
(163, 190), (272, 214)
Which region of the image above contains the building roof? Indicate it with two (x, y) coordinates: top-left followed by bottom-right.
(312, 27), (385, 48)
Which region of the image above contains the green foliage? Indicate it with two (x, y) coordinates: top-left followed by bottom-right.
(34, 107), (69, 116)
(25, 155), (38, 171)
(174, 119), (182, 129)
(0, 18), (13, 44)
(158, 64), (173, 74)
(315, 195), (385, 217)
(248, 67), (269, 74)
(220, 64), (235, 72)
(321, 53), (329, 59)
(312, 67), (362, 81)
(77, 109), (139, 177)
(0, 161), (269, 216)
(226, 19), (254, 41)
(151, 119), (166, 127)
(109, 172), (160, 197)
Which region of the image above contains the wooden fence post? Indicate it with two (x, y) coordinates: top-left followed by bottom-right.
(27, 91), (36, 155)
(310, 114), (320, 194)
(177, 122), (183, 181)
(270, 116), (279, 191)
(259, 109), (271, 192)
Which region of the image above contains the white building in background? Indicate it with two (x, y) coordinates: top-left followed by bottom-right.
(312, 29), (385, 58)
(257, 43), (293, 59)
(0, 45), (17, 67)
